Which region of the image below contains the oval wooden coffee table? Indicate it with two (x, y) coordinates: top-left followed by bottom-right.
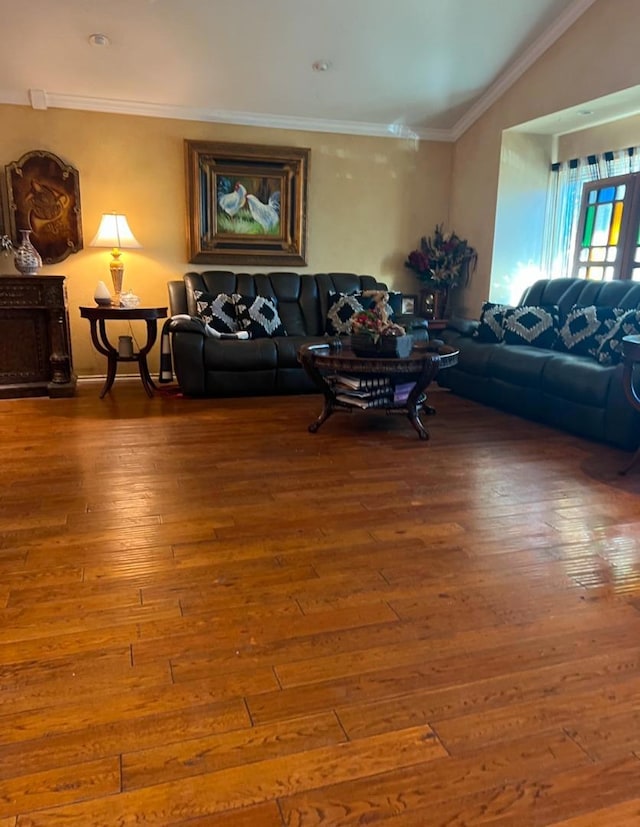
(298, 342), (459, 440)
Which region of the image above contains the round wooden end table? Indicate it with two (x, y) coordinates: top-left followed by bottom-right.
(298, 342), (459, 440)
(621, 334), (640, 473)
(80, 305), (168, 398)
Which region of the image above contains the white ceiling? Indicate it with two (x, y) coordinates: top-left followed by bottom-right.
(0, 0), (611, 141)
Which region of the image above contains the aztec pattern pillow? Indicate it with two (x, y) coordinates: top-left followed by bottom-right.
(596, 309), (640, 365)
(555, 305), (625, 358)
(502, 305), (560, 349)
(473, 301), (512, 343)
(193, 290), (237, 333)
(325, 292), (365, 335)
(232, 294), (286, 338)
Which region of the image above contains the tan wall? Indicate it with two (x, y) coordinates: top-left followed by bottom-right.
(0, 105), (452, 376)
(558, 111), (640, 160)
(451, 0), (640, 316)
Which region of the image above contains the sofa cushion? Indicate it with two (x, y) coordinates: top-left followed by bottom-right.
(555, 305), (623, 358)
(193, 290), (238, 333)
(473, 302), (511, 343)
(233, 294), (286, 338)
(596, 309), (640, 366)
(489, 344), (555, 387)
(203, 337), (277, 371)
(325, 292), (365, 335)
(275, 336), (331, 369)
(541, 352), (615, 407)
(503, 305), (560, 349)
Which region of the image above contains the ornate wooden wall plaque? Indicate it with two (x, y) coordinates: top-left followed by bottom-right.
(5, 150), (83, 264)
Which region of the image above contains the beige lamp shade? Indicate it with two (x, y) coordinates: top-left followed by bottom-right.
(90, 213), (141, 306)
(90, 213), (141, 249)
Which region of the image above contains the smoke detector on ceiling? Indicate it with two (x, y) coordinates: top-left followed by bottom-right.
(312, 61), (330, 72)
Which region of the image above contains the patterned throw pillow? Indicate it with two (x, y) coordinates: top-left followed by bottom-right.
(193, 290), (237, 333)
(354, 290), (403, 319)
(473, 301), (511, 343)
(555, 305), (625, 358)
(325, 293), (364, 335)
(596, 309), (640, 365)
(503, 305), (560, 349)
(232, 294), (286, 338)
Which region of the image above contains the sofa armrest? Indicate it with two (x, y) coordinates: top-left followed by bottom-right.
(170, 324), (206, 395)
(446, 315), (479, 337)
(169, 314), (209, 335)
(396, 314), (428, 331)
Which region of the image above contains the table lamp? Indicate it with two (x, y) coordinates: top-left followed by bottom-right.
(90, 213), (141, 306)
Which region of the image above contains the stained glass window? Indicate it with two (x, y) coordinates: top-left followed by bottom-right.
(573, 173), (640, 281)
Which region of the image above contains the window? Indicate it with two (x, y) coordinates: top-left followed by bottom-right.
(542, 147), (640, 282)
(572, 172), (640, 281)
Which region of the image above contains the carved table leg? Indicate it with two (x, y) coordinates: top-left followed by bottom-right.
(100, 354), (118, 399)
(404, 360), (440, 440)
(406, 399), (429, 440)
(136, 319), (160, 398)
(309, 398), (336, 433)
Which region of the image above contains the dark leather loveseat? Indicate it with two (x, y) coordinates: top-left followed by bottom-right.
(167, 270), (416, 397)
(438, 277), (640, 449)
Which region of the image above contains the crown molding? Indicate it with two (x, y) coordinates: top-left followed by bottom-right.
(450, 0), (598, 141)
(12, 90), (451, 142)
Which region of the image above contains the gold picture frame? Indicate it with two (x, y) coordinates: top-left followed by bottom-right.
(401, 294), (417, 315)
(185, 140), (309, 266)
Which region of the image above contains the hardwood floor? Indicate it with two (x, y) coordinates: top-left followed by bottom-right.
(2, 380), (640, 825)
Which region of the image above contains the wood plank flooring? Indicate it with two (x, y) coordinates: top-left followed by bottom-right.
(1, 380), (640, 825)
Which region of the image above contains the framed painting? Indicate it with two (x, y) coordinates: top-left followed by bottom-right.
(5, 150), (83, 264)
(185, 140), (309, 266)
(401, 294), (417, 315)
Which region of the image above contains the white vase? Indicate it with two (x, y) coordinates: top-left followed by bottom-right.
(14, 229), (42, 275)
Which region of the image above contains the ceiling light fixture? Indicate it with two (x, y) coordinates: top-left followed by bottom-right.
(312, 61), (330, 72)
(88, 33), (111, 47)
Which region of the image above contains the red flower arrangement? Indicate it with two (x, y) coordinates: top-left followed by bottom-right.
(351, 308), (405, 343)
(406, 223), (477, 287)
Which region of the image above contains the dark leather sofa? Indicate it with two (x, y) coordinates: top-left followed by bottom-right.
(438, 277), (640, 449)
(167, 270), (417, 397)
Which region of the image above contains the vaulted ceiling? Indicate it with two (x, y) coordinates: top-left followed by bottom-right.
(0, 0), (607, 140)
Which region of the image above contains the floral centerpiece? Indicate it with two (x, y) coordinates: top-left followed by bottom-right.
(406, 223), (477, 287)
(350, 306), (411, 358)
(351, 308), (405, 343)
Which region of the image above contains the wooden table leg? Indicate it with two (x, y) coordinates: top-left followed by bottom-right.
(136, 319), (160, 398)
(308, 397), (337, 433)
(100, 353), (118, 399)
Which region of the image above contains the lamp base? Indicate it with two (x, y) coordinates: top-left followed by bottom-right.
(110, 261), (124, 307)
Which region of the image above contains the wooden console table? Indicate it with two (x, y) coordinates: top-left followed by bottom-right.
(0, 274), (76, 398)
(80, 305), (167, 398)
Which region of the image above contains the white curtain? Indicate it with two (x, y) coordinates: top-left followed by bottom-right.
(541, 147), (640, 279)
